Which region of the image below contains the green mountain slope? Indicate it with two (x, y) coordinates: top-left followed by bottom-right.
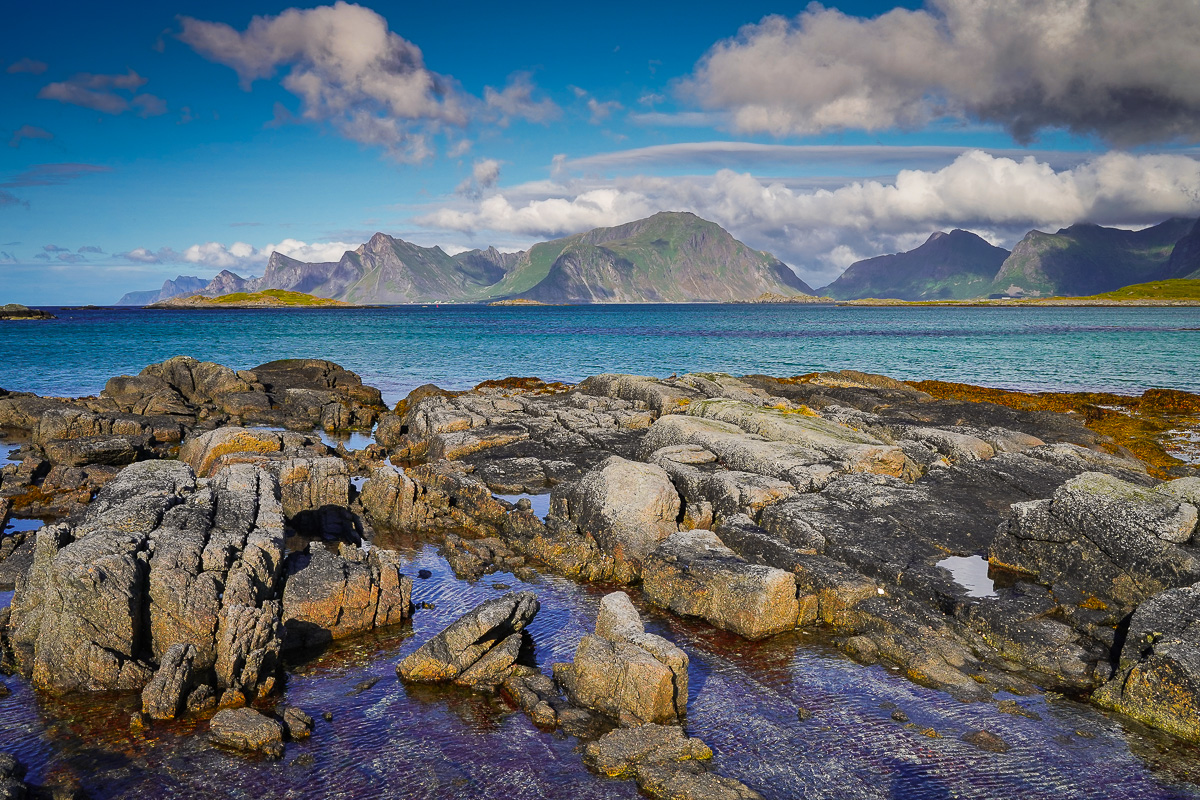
(822, 230), (1009, 301)
(1166, 218), (1200, 280)
(514, 212), (815, 303)
(991, 218), (1195, 297)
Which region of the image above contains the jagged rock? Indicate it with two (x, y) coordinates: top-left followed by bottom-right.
(8, 460), (285, 697)
(1094, 585), (1200, 741)
(642, 530), (800, 639)
(141, 642), (197, 720)
(281, 545), (411, 649)
(398, 592), (538, 684)
(991, 472), (1200, 612)
(209, 707), (285, 759)
(280, 705), (314, 740)
(551, 456), (680, 583)
(556, 592), (688, 723)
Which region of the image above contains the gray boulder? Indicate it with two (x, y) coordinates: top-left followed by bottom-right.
(398, 592), (538, 685)
(556, 592), (689, 723)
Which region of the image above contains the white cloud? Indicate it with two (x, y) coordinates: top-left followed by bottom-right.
(684, 0), (1200, 145)
(416, 150), (1200, 284)
(180, 3), (556, 160)
(117, 239), (357, 271)
(586, 97), (622, 124)
(455, 158), (503, 196)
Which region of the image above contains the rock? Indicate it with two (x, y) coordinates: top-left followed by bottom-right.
(686, 398), (919, 479)
(583, 724), (712, 779)
(178, 427), (330, 478)
(280, 705), (314, 740)
(209, 707), (285, 759)
(141, 643), (197, 720)
(40, 435), (141, 467)
(991, 472), (1200, 612)
(8, 460), (285, 698)
(556, 592), (688, 723)
(1094, 585), (1200, 741)
(553, 456), (680, 582)
(582, 724), (763, 800)
(281, 545), (412, 649)
(577, 374), (704, 415)
(398, 592), (539, 683)
(642, 530), (800, 640)
(962, 729), (1010, 752)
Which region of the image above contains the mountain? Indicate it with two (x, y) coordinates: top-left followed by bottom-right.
(1166, 218), (1200, 281)
(821, 230), (1009, 301)
(991, 218), (1196, 297)
(116, 275), (208, 306)
(113, 212), (816, 304)
(508, 212), (814, 303)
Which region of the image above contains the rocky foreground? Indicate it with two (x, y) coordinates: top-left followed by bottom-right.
(2, 358), (1200, 794)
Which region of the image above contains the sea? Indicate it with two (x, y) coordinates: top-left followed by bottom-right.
(2, 304), (1200, 799)
(1, 304), (1199, 403)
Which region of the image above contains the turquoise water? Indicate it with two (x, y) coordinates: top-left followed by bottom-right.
(1, 305), (1198, 405)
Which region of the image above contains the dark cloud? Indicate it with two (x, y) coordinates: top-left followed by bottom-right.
(684, 0), (1200, 145)
(9, 125), (54, 148)
(56, 253), (84, 263)
(0, 251), (16, 264)
(38, 70), (164, 117)
(33, 252), (50, 260)
(43, 244), (67, 252)
(77, 245), (104, 253)
(0, 190), (30, 209)
(7, 58), (47, 75)
(0, 163), (111, 189)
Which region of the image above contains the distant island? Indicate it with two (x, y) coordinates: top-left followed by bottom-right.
(116, 212), (1200, 308)
(487, 298), (554, 306)
(1, 303), (56, 320)
(149, 290), (350, 309)
(838, 279), (1200, 307)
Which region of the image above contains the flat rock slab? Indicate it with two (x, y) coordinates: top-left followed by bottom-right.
(209, 708), (284, 759)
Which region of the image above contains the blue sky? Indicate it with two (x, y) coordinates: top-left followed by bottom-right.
(4, 0), (1200, 303)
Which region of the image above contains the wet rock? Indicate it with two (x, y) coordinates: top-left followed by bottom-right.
(398, 592), (538, 684)
(556, 592), (688, 723)
(552, 456), (680, 582)
(991, 472), (1200, 613)
(642, 529), (800, 639)
(1094, 585), (1200, 741)
(279, 705), (314, 740)
(582, 724), (763, 800)
(141, 643), (197, 720)
(209, 707), (285, 759)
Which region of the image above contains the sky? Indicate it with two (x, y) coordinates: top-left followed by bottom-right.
(4, 0), (1200, 304)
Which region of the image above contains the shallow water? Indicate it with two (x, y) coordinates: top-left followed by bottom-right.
(494, 493), (552, 519)
(2, 542), (1200, 799)
(3, 306), (1200, 405)
(936, 556), (998, 598)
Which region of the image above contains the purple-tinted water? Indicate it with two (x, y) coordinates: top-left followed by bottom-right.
(2, 539), (1199, 799)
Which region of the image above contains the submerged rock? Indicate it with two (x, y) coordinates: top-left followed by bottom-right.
(209, 707), (285, 759)
(397, 592), (539, 686)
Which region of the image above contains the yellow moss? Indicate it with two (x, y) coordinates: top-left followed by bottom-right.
(1080, 596), (1109, 611)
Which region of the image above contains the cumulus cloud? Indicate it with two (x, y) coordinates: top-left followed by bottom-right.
(56, 253), (84, 263)
(9, 125), (53, 148)
(417, 150), (1200, 284)
(7, 58), (47, 75)
(42, 244), (67, 252)
(77, 245), (103, 254)
(684, 0), (1200, 145)
(117, 239), (357, 271)
(181, 2), (466, 160)
(38, 69), (165, 117)
(586, 97), (622, 124)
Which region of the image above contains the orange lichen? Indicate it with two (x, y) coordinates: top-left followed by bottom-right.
(910, 380), (1200, 480)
